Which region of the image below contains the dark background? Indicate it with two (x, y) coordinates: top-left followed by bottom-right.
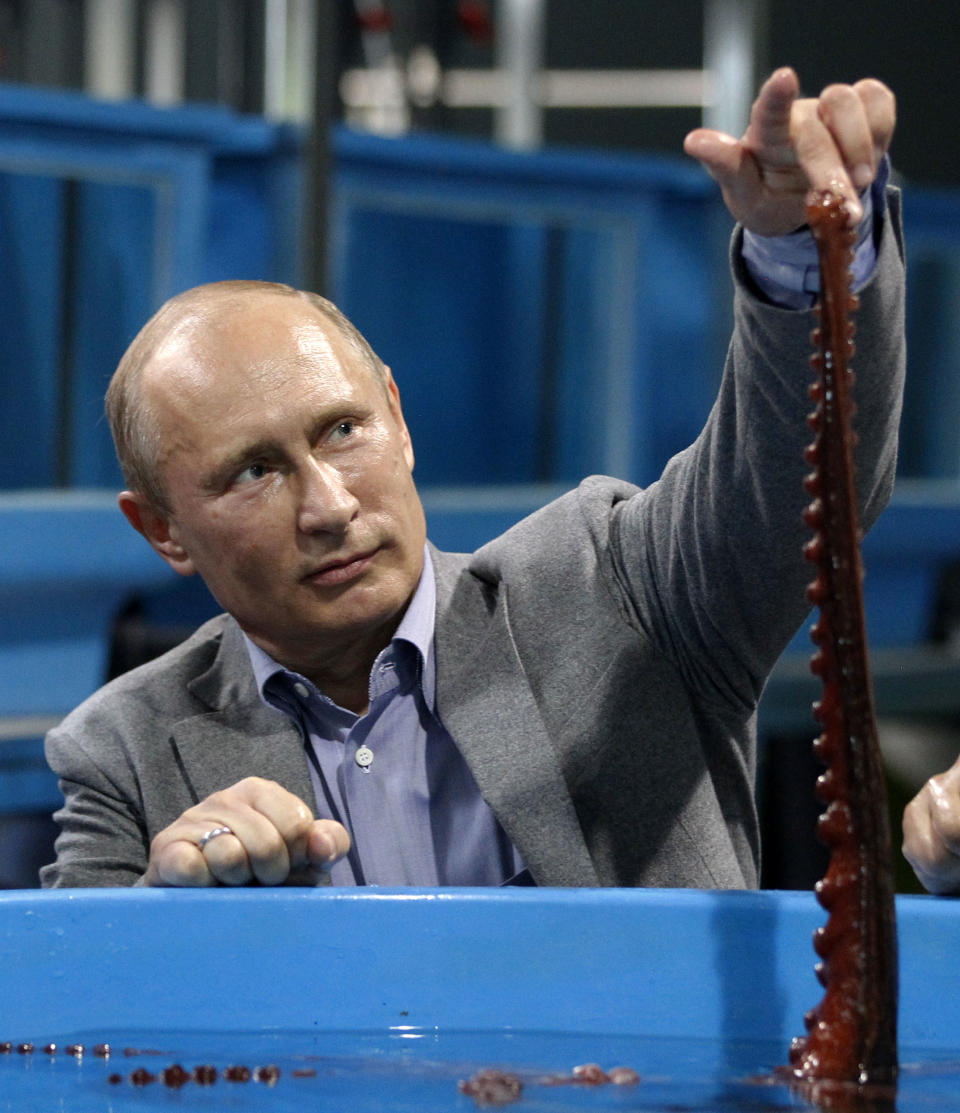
(543, 0), (958, 189)
(0, 1), (955, 187)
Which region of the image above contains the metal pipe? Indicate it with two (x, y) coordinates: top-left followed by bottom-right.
(303, 0), (339, 292)
(286, 0), (319, 122)
(83, 0), (136, 100)
(494, 0), (545, 150)
(264, 0), (289, 119)
(703, 0), (765, 137)
(144, 0), (186, 106)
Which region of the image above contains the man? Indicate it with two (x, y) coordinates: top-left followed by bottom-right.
(42, 69), (905, 889)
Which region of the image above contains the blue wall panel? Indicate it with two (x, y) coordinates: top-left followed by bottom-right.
(0, 173), (64, 488)
(338, 208), (546, 484)
(0, 84), (303, 494)
(331, 126), (731, 490)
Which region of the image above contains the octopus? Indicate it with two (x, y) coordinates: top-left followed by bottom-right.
(3, 1037), (637, 1103)
(784, 189), (899, 1105)
(458, 1062), (639, 1107)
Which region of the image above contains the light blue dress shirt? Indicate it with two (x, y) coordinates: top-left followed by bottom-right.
(742, 156), (889, 308)
(244, 548), (526, 886)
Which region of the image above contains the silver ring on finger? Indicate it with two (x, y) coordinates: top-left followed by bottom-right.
(198, 825), (233, 850)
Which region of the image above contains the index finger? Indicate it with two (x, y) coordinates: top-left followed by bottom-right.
(744, 67), (800, 158)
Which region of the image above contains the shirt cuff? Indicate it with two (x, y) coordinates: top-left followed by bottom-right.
(741, 155), (891, 310)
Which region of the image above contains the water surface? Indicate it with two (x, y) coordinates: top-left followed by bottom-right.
(1, 1028), (955, 1112)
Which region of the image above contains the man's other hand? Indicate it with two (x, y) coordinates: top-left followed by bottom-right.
(903, 754), (960, 895)
(143, 777), (350, 886)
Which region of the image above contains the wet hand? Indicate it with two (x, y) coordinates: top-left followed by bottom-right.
(903, 755), (960, 895)
(143, 777), (350, 887)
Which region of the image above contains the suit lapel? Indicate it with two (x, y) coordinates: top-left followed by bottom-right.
(431, 548), (598, 887)
(172, 619), (316, 810)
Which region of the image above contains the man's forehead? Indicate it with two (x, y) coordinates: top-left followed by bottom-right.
(144, 294), (345, 395)
(164, 289), (334, 349)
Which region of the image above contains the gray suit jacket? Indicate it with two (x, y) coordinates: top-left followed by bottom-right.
(42, 202), (906, 889)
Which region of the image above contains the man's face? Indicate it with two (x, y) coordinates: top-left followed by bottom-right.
(137, 293), (426, 677)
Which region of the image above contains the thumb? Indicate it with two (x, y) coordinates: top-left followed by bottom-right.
(285, 821), (352, 886)
(684, 129), (754, 189)
(684, 129), (763, 227)
(307, 820), (351, 871)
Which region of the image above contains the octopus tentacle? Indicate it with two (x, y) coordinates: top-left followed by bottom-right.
(786, 190), (899, 1095)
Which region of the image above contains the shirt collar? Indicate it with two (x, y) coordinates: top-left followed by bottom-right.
(243, 546), (437, 710)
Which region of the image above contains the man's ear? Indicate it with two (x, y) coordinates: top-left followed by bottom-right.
(117, 491), (196, 577)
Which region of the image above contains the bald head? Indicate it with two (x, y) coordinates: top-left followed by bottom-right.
(106, 280), (387, 513)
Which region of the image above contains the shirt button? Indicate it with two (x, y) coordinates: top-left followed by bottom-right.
(293, 681), (310, 699)
(355, 745), (374, 769)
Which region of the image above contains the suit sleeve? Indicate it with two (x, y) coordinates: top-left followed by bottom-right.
(41, 720), (151, 887)
(610, 189), (906, 720)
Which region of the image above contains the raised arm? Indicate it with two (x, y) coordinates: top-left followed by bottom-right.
(614, 69), (904, 720)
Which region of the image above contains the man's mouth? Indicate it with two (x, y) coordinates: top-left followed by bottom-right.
(302, 549), (378, 587)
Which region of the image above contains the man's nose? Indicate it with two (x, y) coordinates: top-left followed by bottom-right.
(296, 458), (360, 534)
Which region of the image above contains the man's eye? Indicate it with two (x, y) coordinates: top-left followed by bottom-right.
(235, 461), (270, 484)
(330, 421), (356, 441)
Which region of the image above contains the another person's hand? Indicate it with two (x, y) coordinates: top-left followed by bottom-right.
(143, 777), (350, 887)
(902, 754), (960, 894)
(684, 67), (896, 236)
